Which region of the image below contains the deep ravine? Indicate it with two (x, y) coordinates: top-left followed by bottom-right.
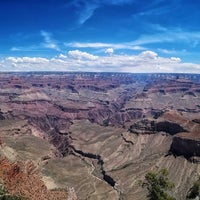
(70, 145), (123, 199)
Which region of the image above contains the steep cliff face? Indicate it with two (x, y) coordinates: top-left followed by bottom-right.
(170, 132), (200, 158)
(129, 119), (188, 135)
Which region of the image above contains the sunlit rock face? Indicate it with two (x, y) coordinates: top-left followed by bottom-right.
(0, 72), (199, 200)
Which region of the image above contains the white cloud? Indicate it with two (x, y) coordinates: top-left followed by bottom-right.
(139, 51), (158, 59)
(157, 48), (186, 55)
(10, 45), (49, 52)
(2, 57), (50, 71)
(65, 30), (200, 54)
(65, 42), (145, 50)
(74, 0), (133, 25)
(66, 42), (111, 48)
(133, 29), (200, 46)
(170, 57), (181, 62)
(11, 31), (60, 53)
(10, 47), (21, 51)
(68, 50), (98, 60)
(105, 48), (114, 55)
(41, 31), (60, 51)
(6, 57), (49, 64)
(79, 3), (98, 24)
(1, 50), (200, 73)
(58, 54), (67, 59)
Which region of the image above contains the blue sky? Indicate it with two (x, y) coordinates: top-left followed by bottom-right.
(0, 0), (200, 73)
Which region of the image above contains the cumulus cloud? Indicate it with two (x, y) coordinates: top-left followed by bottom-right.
(1, 50), (200, 73)
(68, 50), (98, 60)
(105, 48), (114, 55)
(139, 51), (158, 59)
(2, 57), (50, 71)
(170, 57), (181, 62)
(58, 54), (67, 59)
(6, 57), (49, 64)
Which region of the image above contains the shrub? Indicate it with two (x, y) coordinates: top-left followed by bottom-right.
(187, 177), (200, 199)
(142, 168), (176, 200)
(0, 184), (25, 200)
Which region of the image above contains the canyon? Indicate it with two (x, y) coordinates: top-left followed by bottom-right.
(0, 72), (199, 199)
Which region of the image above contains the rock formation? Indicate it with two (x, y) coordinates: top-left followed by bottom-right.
(0, 72), (199, 199)
(0, 157), (78, 200)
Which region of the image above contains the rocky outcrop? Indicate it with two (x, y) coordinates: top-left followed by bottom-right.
(155, 121), (188, 135)
(192, 119), (200, 124)
(28, 116), (72, 156)
(129, 119), (156, 134)
(129, 119), (187, 135)
(0, 158), (73, 200)
(170, 132), (200, 158)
